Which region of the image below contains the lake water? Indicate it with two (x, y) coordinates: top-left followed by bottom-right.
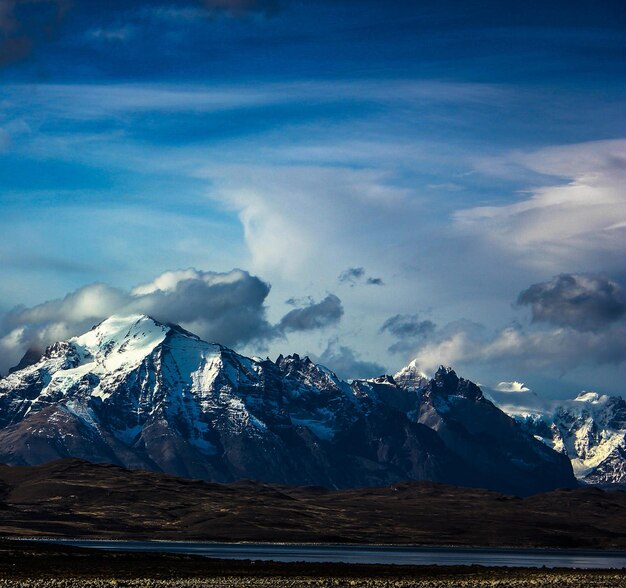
(44, 540), (626, 569)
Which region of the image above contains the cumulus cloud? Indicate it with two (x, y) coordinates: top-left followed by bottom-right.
(0, 268), (276, 373)
(130, 268), (275, 346)
(313, 339), (386, 381)
(205, 165), (411, 283)
(410, 321), (626, 376)
(517, 273), (626, 332)
(393, 272), (626, 381)
(277, 294), (343, 333)
(389, 277), (626, 377)
(0, 269), (352, 374)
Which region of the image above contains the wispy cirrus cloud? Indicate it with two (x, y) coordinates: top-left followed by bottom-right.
(2, 79), (504, 119)
(0, 0), (281, 67)
(455, 139), (626, 273)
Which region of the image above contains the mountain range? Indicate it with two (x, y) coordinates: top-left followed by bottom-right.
(0, 314), (577, 495)
(509, 392), (626, 486)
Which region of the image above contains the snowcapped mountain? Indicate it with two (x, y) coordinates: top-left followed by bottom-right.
(513, 392), (626, 485)
(0, 314), (576, 494)
(392, 359), (428, 391)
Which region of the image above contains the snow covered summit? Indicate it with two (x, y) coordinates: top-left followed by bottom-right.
(514, 391), (626, 485)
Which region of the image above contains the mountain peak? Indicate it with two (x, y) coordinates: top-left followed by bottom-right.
(393, 359), (427, 391)
(574, 391), (607, 404)
(428, 366), (484, 402)
(90, 313), (163, 333)
(433, 365), (459, 388)
(40, 314), (174, 379)
(8, 347), (43, 374)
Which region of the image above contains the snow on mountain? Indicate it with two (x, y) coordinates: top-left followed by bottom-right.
(393, 359), (428, 391)
(0, 315), (576, 494)
(505, 390), (626, 485)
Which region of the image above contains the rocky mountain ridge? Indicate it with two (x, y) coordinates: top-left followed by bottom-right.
(0, 314), (575, 495)
(512, 392), (626, 485)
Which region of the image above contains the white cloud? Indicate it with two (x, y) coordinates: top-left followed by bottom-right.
(0, 269), (274, 373)
(3, 79), (624, 395)
(131, 268), (246, 296)
(205, 164), (414, 281)
(455, 139), (626, 272)
(495, 381), (531, 393)
(3, 79), (502, 120)
(410, 322), (626, 377)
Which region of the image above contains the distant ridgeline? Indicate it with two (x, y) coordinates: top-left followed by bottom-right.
(512, 392), (626, 487)
(0, 315), (577, 495)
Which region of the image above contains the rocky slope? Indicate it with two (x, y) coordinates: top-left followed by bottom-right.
(0, 315), (576, 494)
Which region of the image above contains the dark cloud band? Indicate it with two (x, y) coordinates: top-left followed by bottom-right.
(278, 294), (343, 333)
(380, 313), (436, 339)
(0, 269), (275, 373)
(517, 273), (626, 332)
(0, 270), (349, 375)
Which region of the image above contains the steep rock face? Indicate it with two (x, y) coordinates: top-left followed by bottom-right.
(516, 392), (626, 485)
(0, 315), (576, 494)
(414, 367), (575, 496)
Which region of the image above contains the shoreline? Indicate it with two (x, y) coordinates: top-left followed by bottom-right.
(0, 541), (625, 587)
(19, 536), (626, 556)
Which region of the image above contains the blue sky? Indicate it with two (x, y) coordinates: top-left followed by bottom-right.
(0, 0), (625, 402)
